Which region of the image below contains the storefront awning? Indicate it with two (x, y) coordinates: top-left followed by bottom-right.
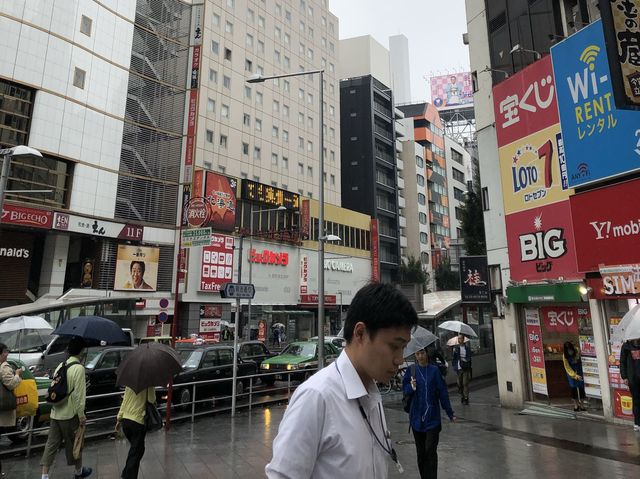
(417, 291), (461, 320)
(505, 282), (585, 304)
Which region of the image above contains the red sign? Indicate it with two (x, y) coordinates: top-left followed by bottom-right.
(1, 204), (53, 229)
(613, 388), (635, 420)
(200, 234), (235, 292)
(249, 249), (289, 266)
(258, 320), (266, 342)
(505, 200), (580, 281)
(540, 306), (579, 334)
(525, 309), (548, 395)
(493, 55), (559, 148)
(586, 264), (640, 298)
(371, 219), (380, 282)
(299, 294), (337, 305)
(301, 199), (310, 240)
(571, 178), (640, 272)
(203, 172), (237, 232)
(186, 197), (210, 228)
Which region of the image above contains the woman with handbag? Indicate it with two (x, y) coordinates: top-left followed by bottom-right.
(0, 342), (22, 477)
(115, 386), (157, 479)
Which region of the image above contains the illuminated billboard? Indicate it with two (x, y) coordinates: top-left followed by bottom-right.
(430, 73), (474, 109)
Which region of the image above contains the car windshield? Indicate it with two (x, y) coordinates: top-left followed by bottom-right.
(0, 330), (53, 353)
(179, 350), (203, 369)
(281, 343), (316, 358)
(85, 351), (103, 370)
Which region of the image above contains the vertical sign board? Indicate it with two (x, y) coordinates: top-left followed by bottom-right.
(370, 219), (380, 282)
(300, 199), (310, 240)
(552, 20), (640, 187)
(199, 304), (222, 341)
(525, 308), (549, 396)
(599, 0), (640, 110)
(299, 254), (308, 294)
(200, 234), (235, 292)
(203, 172), (237, 231)
(460, 256), (491, 303)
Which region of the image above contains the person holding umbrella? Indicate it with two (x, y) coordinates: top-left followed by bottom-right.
(402, 346), (455, 479)
(115, 342), (182, 478)
(620, 336), (640, 430)
(0, 342), (22, 477)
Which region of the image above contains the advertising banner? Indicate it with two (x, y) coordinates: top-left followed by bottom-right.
(596, 264), (640, 297)
(505, 200), (580, 281)
(299, 255), (308, 294)
(599, 0), (640, 109)
(300, 199), (310, 240)
(552, 20), (640, 187)
(1, 204), (52, 229)
(53, 213), (143, 241)
(199, 304), (221, 341)
(114, 245), (159, 291)
(371, 219), (380, 282)
(199, 234), (235, 292)
(570, 178), (640, 272)
(525, 308), (549, 395)
(460, 256), (491, 303)
(430, 72), (474, 110)
(203, 172), (237, 232)
(540, 306), (580, 334)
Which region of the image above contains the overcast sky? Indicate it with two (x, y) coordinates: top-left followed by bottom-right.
(328, 0), (470, 102)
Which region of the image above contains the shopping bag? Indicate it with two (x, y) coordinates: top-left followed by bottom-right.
(14, 378), (38, 417)
(73, 423), (86, 460)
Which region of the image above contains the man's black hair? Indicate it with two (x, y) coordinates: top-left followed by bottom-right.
(344, 282), (418, 343)
(130, 261), (146, 275)
(0, 342), (8, 355)
(67, 336), (86, 356)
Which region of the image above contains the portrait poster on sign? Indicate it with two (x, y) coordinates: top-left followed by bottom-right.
(114, 245), (159, 291)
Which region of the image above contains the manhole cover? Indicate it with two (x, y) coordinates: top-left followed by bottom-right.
(395, 440), (415, 445)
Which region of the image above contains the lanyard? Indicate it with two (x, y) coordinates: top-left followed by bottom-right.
(415, 365), (431, 422)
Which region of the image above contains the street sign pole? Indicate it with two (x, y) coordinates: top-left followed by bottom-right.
(231, 235), (243, 417)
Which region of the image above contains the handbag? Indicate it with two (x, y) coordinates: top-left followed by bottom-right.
(14, 377), (38, 417)
(0, 384), (16, 411)
(144, 401), (162, 432)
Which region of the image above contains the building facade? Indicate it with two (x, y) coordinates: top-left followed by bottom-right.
(445, 136), (471, 271)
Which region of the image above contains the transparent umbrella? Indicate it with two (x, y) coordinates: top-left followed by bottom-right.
(404, 326), (438, 358)
(612, 304), (640, 343)
(438, 320), (478, 338)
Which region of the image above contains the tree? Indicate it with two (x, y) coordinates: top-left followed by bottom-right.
(399, 255), (429, 291)
(459, 157), (486, 255)
(435, 257), (460, 290)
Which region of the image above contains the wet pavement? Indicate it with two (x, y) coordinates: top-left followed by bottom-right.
(4, 381), (640, 478)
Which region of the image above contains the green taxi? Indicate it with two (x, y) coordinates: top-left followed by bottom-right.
(259, 340), (340, 386)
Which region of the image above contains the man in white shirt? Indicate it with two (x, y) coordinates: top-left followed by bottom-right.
(266, 283), (418, 479)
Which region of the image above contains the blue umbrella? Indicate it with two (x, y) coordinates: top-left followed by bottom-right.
(52, 316), (128, 344)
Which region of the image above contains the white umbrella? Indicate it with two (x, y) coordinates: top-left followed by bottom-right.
(271, 322), (285, 329)
(447, 336), (470, 346)
(404, 326), (438, 358)
(612, 304), (640, 343)
(0, 316), (52, 333)
(438, 320), (477, 338)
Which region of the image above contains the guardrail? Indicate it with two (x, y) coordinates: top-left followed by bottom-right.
(3, 369), (316, 459)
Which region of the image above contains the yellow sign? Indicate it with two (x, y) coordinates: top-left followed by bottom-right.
(499, 123), (573, 215)
(530, 366), (548, 394)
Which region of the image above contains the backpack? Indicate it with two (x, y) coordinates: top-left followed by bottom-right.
(401, 364), (417, 413)
(46, 361), (81, 404)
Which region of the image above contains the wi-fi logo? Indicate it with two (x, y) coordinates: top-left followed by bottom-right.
(577, 163), (589, 176)
(580, 45), (600, 71)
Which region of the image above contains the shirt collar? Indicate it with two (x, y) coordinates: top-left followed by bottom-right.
(336, 350), (377, 400)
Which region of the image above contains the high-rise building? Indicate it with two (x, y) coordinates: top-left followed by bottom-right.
(389, 34), (412, 105)
(445, 136), (471, 271)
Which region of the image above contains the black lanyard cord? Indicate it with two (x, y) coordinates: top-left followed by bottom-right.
(357, 400), (398, 464)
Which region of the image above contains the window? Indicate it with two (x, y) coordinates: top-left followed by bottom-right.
(244, 86), (251, 99)
(206, 129), (214, 143)
(416, 155), (424, 168)
(329, 42), (335, 54)
(453, 187), (465, 201)
(245, 59), (253, 71)
(284, 32), (290, 45)
(419, 212), (427, 224)
(258, 15), (265, 28)
(307, 116), (313, 128)
(322, 16), (326, 26)
(452, 167), (465, 184)
(329, 105), (335, 116)
(307, 166), (313, 177)
(275, 26), (281, 39)
(451, 148), (464, 164)
(298, 88), (305, 100)
(307, 141), (313, 152)
(243, 113), (251, 126)
(330, 127), (335, 140)
(274, 50), (281, 63)
(247, 8), (254, 22)
(224, 48), (232, 61)
(255, 118), (262, 131)
(226, 0), (234, 8)
(242, 142), (249, 155)
(420, 232), (428, 244)
(298, 137), (304, 149)
(219, 134), (227, 148)
(308, 26), (314, 38)
(283, 80), (290, 92)
(329, 84), (335, 95)
(271, 153), (278, 165)
(300, 20), (305, 32)
(330, 151), (335, 162)
(282, 157), (288, 169)
(455, 206), (464, 221)
(298, 112), (304, 124)
(272, 126), (279, 138)
(273, 100), (280, 113)
(246, 35), (254, 48)
(73, 67), (86, 89)
(298, 162), (304, 174)
(417, 174), (425, 186)
(257, 65), (264, 75)
(275, 3), (282, 15)
(258, 40), (265, 53)
(285, 9), (291, 21)
(307, 93), (314, 104)
(307, 48), (313, 60)
(221, 104), (229, 118)
(299, 43), (305, 55)
(256, 91), (263, 104)
(225, 21), (233, 33)
(282, 130), (289, 142)
(223, 75), (231, 88)
(284, 56), (290, 68)
(209, 69), (217, 83)
(80, 15), (92, 36)
(330, 174), (335, 186)
(283, 104), (289, 117)
(207, 98), (215, 112)
(482, 187), (489, 211)
(329, 63), (335, 73)
(212, 13), (220, 26)
(253, 147), (261, 160)
(418, 193), (426, 205)
(211, 40), (219, 54)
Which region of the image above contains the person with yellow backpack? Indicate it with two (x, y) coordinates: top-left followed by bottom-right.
(0, 342), (23, 476)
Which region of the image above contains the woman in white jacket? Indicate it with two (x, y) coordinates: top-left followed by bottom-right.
(0, 342), (22, 476)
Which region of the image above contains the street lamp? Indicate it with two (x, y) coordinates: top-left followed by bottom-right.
(0, 146), (43, 219)
(509, 44), (542, 60)
(246, 68), (332, 368)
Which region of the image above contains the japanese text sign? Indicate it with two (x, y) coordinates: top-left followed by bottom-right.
(200, 234), (235, 292)
(460, 256), (491, 303)
(525, 309), (548, 396)
(552, 20), (640, 187)
(541, 306), (579, 334)
(505, 200), (580, 281)
(570, 177), (640, 272)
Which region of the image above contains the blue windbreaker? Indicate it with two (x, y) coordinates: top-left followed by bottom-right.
(402, 363), (454, 432)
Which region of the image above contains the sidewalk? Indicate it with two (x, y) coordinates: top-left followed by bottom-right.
(5, 381), (639, 478)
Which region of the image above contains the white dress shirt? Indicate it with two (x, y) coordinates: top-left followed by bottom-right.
(265, 350), (393, 479)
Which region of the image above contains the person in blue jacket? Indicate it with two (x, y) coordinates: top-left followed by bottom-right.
(403, 348), (456, 479)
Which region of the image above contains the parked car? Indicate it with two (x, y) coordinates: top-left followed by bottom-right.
(259, 341), (340, 385)
(84, 346), (134, 403)
(219, 340), (276, 368)
(309, 335), (346, 351)
(159, 345), (258, 409)
(138, 336), (172, 346)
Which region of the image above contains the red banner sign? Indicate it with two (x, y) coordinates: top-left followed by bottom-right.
(493, 55), (559, 148)
(505, 200), (580, 281)
(540, 306), (579, 334)
(301, 199), (310, 240)
(1, 204), (52, 229)
(203, 172), (237, 232)
(299, 294), (337, 305)
(249, 249), (289, 266)
(199, 234), (235, 292)
(587, 263), (640, 298)
(371, 219), (380, 282)
(571, 178), (640, 272)
(525, 308), (548, 395)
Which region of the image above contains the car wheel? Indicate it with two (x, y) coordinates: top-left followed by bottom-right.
(178, 388), (191, 410)
(11, 414), (35, 443)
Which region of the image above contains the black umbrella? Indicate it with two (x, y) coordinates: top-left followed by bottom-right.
(52, 316), (128, 344)
(116, 342), (182, 393)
